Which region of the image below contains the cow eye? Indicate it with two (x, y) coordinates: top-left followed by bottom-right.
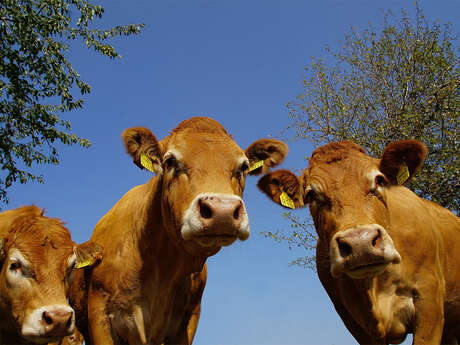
(164, 155), (177, 169)
(375, 175), (386, 188)
(240, 161), (249, 173)
(9, 261), (22, 272)
(305, 189), (317, 203)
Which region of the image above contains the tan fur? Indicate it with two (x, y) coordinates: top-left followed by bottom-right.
(78, 117), (288, 345)
(258, 140), (460, 345)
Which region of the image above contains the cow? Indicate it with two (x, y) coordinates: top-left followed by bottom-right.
(0, 206), (102, 345)
(257, 140), (460, 345)
(76, 117), (288, 345)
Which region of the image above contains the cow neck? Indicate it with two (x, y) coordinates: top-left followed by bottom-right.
(139, 177), (205, 278)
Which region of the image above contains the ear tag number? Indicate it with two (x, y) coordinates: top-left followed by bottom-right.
(280, 192), (295, 209)
(396, 163), (410, 185)
(140, 153), (155, 173)
(249, 160), (264, 172)
(75, 258), (92, 269)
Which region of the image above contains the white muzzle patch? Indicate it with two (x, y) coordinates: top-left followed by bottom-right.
(181, 193), (250, 245)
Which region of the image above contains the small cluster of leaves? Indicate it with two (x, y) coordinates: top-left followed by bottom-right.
(272, 4), (459, 269)
(262, 212), (317, 270)
(0, 0), (143, 203)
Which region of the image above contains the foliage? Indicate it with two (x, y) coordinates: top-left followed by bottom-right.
(0, 0), (143, 203)
(262, 212), (317, 270)
(275, 5), (459, 269)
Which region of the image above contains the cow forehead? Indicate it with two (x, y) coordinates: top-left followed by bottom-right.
(6, 217), (75, 264)
(166, 132), (245, 164)
(306, 151), (379, 189)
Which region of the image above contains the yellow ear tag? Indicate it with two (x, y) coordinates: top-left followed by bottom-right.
(75, 258), (92, 269)
(140, 153), (155, 173)
(280, 192), (295, 209)
(396, 163), (410, 185)
(249, 160), (264, 172)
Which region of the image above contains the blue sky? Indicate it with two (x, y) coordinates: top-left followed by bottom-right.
(7, 1), (459, 344)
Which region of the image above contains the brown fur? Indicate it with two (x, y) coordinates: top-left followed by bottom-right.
(258, 140), (460, 345)
(79, 117), (288, 345)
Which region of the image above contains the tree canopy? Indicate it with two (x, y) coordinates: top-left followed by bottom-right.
(267, 5), (459, 269)
(0, 0), (143, 203)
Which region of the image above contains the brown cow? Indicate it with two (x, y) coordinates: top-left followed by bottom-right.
(0, 206), (102, 345)
(78, 117), (288, 345)
(258, 140), (460, 345)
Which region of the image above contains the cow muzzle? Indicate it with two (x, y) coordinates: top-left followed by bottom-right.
(21, 305), (75, 343)
(329, 224), (401, 279)
(181, 193), (250, 248)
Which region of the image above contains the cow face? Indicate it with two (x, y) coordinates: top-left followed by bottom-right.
(0, 207), (102, 344)
(258, 140), (428, 279)
(122, 117), (288, 256)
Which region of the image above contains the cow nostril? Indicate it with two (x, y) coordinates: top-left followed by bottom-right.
(233, 205), (241, 220)
(338, 240), (352, 258)
(372, 231), (383, 249)
(43, 311), (53, 325)
(199, 200), (213, 219)
(65, 314), (73, 328)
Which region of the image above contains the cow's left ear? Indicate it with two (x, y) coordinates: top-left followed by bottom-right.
(379, 140), (428, 185)
(245, 139), (288, 176)
(74, 241), (104, 269)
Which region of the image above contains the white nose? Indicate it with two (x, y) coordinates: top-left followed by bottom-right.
(22, 305), (75, 339)
(182, 193), (250, 242)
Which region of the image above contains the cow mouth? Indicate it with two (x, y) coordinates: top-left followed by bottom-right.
(346, 261), (387, 279)
(23, 335), (64, 344)
(193, 233), (238, 247)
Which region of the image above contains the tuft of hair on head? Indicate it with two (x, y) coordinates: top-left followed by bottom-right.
(310, 141), (366, 165)
(170, 117), (230, 137)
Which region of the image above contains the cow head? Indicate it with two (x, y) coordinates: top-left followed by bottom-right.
(122, 117), (288, 257)
(258, 140), (428, 279)
(0, 206), (103, 344)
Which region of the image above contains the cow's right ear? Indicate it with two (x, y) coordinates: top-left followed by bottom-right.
(379, 140), (428, 186)
(257, 169), (304, 209)
(122, 127), (163, 175)
(245, 139), (288, 175)
(74, 241), (104, 269)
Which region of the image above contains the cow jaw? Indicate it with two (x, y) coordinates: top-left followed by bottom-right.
(181, 193), (250, 254)
(329, 224), (401, 279)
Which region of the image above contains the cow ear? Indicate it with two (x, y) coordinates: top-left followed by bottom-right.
(74, 241), (104, 269)
(0, 238), (4, 263)
(379, 140), (428, 185)
(245, 139), (288, 176)
(122, 127), (163, 175)
(257, 169), (304, 209)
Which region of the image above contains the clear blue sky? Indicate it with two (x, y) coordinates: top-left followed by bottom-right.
(7, 1), (459, 344)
